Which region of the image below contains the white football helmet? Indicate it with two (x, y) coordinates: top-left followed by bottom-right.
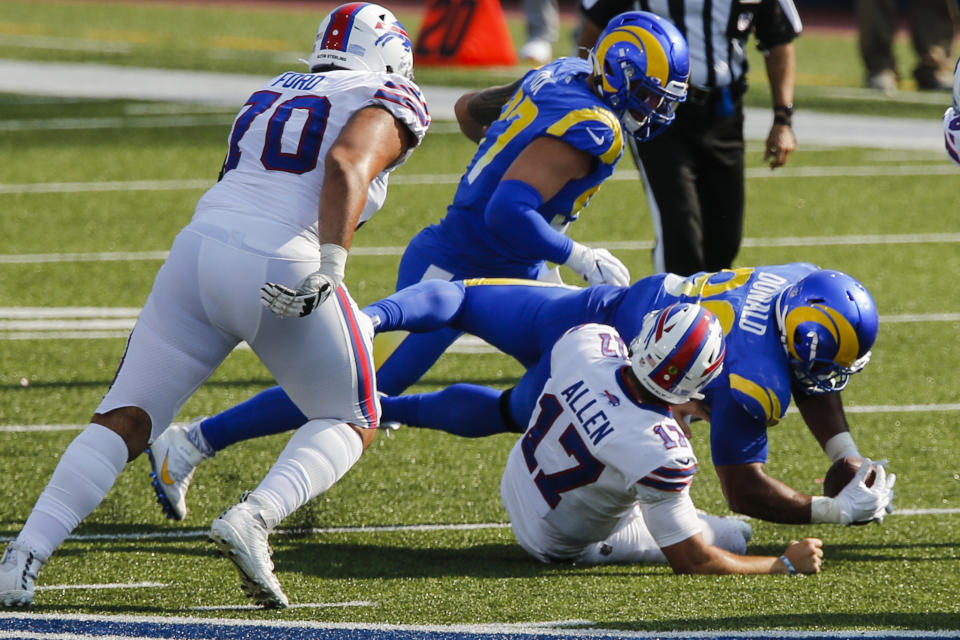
(629, 303), (726, 404)
(306, 3), (414, 80)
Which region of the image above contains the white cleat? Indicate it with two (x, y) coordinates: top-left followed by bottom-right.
(210, 493), (289, 609)
(147, 420), (208, 521)
(0, 542), (46, 607)
(518, 39), (552, 65)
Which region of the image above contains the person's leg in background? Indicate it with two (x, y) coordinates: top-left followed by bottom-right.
(697, 100), (746, 272)
(519, 0), (558, 64)
(857, 0), (899, 94)
(908, 0), (955, 90)
(631, 106), (707, 276)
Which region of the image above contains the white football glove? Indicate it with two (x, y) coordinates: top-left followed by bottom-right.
(565, 242), (630, 287)
(814, 458), (895, 525)
(260, 243), (347, 319)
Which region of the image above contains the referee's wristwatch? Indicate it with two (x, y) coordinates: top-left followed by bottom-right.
(773, 103), (794, 127)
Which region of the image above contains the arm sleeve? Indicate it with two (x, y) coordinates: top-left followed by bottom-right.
(484, 179), (574, 265)
(635, 486), (703, 548)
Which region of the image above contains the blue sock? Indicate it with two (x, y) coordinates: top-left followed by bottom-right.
(199, 385), (306, 452)
(382, 384), (508, 438)
(362, 280), (465, 333)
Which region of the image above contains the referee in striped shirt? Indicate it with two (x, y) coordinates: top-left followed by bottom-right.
(579, 0), (802, 276)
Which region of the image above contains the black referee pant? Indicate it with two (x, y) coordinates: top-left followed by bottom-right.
(630, 97), (746, 276)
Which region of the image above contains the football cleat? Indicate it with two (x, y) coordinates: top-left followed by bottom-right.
(0, 542), (46, 607)
(210, 492), (289, 609)
(147, 420), (209, 521)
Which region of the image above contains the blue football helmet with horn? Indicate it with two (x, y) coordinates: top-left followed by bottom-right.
(775, 270), (879, 394)
(589, 11), (690, 142)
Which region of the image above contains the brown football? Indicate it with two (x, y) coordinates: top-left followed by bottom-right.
(823, 456), (875, 497)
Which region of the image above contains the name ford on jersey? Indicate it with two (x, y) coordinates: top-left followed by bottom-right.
(271, 71), (326, 92)
(559, 379), (614, 446)
(737, 271), (788, 336)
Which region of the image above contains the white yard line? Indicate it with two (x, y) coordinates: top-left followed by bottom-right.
(1, 160), (956, 197)
(1, 233), (959, 266)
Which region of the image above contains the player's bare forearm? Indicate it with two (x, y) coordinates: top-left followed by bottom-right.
(795, 391), (851, 450)
(455, 78), (522, 143)
(716, 462), (814, 524)
(661, 533), (823, 575)
(318, 106), (411, 247)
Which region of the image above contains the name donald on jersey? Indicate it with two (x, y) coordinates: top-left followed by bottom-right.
(737, 271), (789, 336)
(559, 379), (614, 446)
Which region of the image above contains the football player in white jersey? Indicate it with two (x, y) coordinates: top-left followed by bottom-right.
(0, 2), (428, 609)
(502, 305), (823, 574)
(943, 56), (960, 166)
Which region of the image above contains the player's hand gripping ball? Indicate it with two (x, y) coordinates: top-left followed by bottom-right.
(823, 456), (876, 498)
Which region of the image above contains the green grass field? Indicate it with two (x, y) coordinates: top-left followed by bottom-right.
(1, 0), (960, 634)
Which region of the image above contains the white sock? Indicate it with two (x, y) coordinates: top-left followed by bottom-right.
(697, 512), (751, 555)
(252, 421), (363, 528)
(19, 424), (128, 559)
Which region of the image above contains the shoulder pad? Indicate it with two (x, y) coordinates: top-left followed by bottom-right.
(373, 78), (430, 141)
(544, 107), (623, 165)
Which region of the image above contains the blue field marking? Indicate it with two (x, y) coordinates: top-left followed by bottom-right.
(2, 613), (960, 640)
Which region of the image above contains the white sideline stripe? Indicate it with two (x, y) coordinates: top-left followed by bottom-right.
(0, 612), (958, 640)
(2, 232), (960, 265)
(0, 179), (212, 194)
(190, 600), (376, 611)
(0, 164), (956, 196)
(0, 114), (234, 131)
(0, 308), (142, 318)
(0, 634), (159, 640)
(36, 581), (166, 592)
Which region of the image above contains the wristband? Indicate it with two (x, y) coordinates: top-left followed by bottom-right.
(779, 555), (798, 575)
(823, 432), (860, 463)
(773, 104), (793, 127)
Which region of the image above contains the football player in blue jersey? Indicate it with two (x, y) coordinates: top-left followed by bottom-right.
(357, 265), (895, 527)
(145, 11), (694, 522)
